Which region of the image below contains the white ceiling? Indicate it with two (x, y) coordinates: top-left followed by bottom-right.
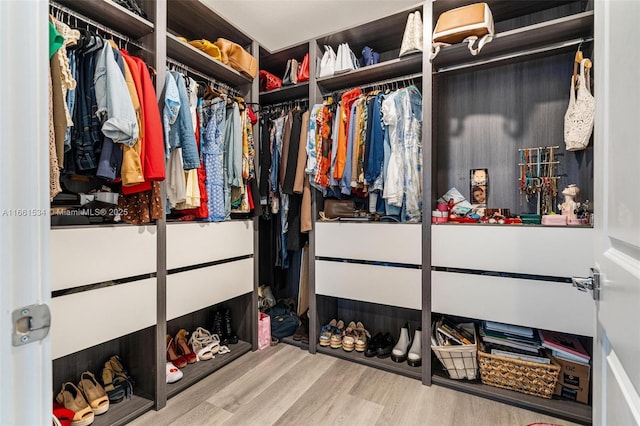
(201, 0), (420, 52)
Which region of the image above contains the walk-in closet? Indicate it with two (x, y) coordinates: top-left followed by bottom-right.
(3, 0), (639, 425)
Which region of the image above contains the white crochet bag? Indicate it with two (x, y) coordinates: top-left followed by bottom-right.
(564, 58), (594, 151)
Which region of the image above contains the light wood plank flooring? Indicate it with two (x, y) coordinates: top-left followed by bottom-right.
(130, 344), (581, 426)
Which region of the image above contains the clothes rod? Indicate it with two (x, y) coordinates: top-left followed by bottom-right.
(166, 58), (239, 95)
(435, 37), (594, 74)
(49, 1), (144, 50)
(327, 72), (423, 97)
(518, 146), (561, 151)
(262, 98), (309, 109)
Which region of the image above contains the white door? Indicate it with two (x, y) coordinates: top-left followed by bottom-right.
(0, 0), (52, 424)
(592, 0), (640, 424)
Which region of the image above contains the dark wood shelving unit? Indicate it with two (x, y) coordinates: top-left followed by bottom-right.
(432, 11), (594, 72)
(56, 0), (154, 39)
(280, 336), (309, 350)
(317, 54), (422, 92)
(92, 395), (154, 426)
(317, 345), (422, 381)
(259, 83), (309, 105)
(166, 34), (252, 86)
(166, 340), (252, 398)
(431, 369), (592, 425)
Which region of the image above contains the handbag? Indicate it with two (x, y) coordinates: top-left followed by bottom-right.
(259, 70), (282, 91)
(322, 199), (356, 219)
(258, 312), (271, 350)
(188, 39), (221, 61)
(429, 3), (494, 60)
(214, 38), (258, 79)
(334, 43), (359, 74)
(564, 58), (594, 151)
(282, 58), (299, 86)
(297, 53), (310, 83)
(399, 11), (424, 57)
(318, 45), (336, 78)
(361, 46), (380, 67)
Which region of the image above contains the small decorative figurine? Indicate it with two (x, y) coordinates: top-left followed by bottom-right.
(559, 184), (581, 223)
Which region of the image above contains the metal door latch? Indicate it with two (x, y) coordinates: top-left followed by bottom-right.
(572, 267), (600, 301)
(12, 304), (51, 346)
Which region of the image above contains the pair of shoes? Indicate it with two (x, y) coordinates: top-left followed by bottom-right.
(101, 355), (134, 403)
(318, 319), (339, 347)
(292, 308), (309, 344)
(188, 326), (221, 361)
(55, 382), (96, 426)
(342, 321), (359, 351)
(211, 308), (238, 345)
(166, 330), (197, 368)
(391, 322), (422, 367)
(365, 332), (395, 358)
(354, 322), (371, 352)
(166, 362), (183, 384)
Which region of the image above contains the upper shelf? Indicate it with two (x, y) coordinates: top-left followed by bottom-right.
(432, 0), (579, 23)
(259, 43), (309, 78)
(432, 11), (594, 72)
(166, 33), (252, 87)
(56, 0), (154, 39)
(260, 82), (309, 105)
(317, 54), (422, 92)
(167, 0), (252, 48)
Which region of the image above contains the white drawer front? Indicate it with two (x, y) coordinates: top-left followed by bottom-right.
(316, 260), (421, 309)
(432, 225), (594, 278)
(166, 221), (254, 269)
(431, 271), (595, 336)
(51, 278), (157, 359)
(316, 222), (422, 265)
(51, 226), (157, 291)
(167, 258), (253, 320)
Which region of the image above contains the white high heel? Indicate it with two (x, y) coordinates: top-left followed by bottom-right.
(407, 328), (422, 367)
(391, 322), (412, 363)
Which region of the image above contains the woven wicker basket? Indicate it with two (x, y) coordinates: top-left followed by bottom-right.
(478, 347), (561, 398)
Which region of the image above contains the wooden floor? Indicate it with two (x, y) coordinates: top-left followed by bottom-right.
(130, 344), (581, 426)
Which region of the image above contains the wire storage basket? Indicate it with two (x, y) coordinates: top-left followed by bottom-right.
(431, 323), (478, 380)
(477, 347), (561, 398)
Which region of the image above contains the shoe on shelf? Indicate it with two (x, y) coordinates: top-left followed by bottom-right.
(342, 321), (358, 352)
(107, 355), (135, 397)
(354, 322), (371, 352)
(211, 309), (226, 345)
(377, 332), (395, 359)
(330, 320), (345, 349)
(166, 334), (187, 368)
(407, 327), (422, 367)
(53, 401), (75, 426)
(175, 329), (198, 364)
(188, 326), (220, 361)
(319, 319), (337, 346)
(165, 362), (183, 384)
(391, 322), (412, 363)
(78, 371), (109, 415)
(55, 382), (95, 426)
(365, 332), (383, 357)
(101, 359), (129, 404)
(223, 308), (239, 345)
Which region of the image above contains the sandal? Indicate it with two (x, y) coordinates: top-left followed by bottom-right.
(106, 355), (134, 400)
(175, 329), (198, 364)
(78, 371), (109, 415)
(166, 335), (187, 368)
(330, 320), (345, 349)
(101, 363), (125, 404)
(342, 321), (358, 352)
(55, 382), (95, 426)
(355, 321), (371, 352)
(319, 319), (337, 346)
(188, 327), (220, 361)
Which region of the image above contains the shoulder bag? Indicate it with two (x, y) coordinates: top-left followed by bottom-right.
(259, 70), (282, 92)
(282, 58), (299, 85)
(429, 3), (494, 60)
(188, 39), (221, 61)
(297, 53), (310, 83)
(318, 45), (336, 78)
(399, 11), (424, 57)
(334, 43), (359, 74)
(214, 38), (258, 79)
(361, 46), (380, 67)
(564, 58), (594, 151)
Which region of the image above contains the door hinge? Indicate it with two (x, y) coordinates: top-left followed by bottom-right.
(12, 304), (51, 346)
(572, 267), (600, 301)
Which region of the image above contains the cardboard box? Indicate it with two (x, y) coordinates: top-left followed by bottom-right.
(552, 355), (591, 404)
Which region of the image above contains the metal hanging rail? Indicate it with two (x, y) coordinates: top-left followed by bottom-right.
(261, 97), (309, 110)
(325, 72), (423, 99)
(49, 1), (144, 50)
(165, 57), (240, 96)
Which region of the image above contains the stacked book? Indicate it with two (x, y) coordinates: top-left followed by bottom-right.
(538, 329), (590, 364)
(479, 321), (551, 365)
(432, 317), (476, 346)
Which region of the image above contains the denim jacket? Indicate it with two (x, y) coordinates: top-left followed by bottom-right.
(167, 71), (199, 170)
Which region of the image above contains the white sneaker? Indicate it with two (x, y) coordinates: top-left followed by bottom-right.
(391, 322), (412, 363)
(407, 328), (422, 367)
(166, 362), (183, 384)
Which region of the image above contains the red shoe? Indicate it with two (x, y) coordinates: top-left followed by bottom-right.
(166, 335), (187, 368)
(53, 402), (74, 426)
(175, 329), (197, 364)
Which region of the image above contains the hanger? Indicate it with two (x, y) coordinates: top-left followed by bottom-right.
(573, 43), (592, 87)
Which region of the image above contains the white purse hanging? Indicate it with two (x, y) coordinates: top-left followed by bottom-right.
(564, 58), (594, 151)
(334, 43), (358, 74)
(318, 45), (336, 78)
(399, 11), (424, 57)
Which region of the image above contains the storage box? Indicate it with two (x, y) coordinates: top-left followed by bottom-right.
(551, 355), (591, 404)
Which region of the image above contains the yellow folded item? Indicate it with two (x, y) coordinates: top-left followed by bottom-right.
(188, 39), (221, 61)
